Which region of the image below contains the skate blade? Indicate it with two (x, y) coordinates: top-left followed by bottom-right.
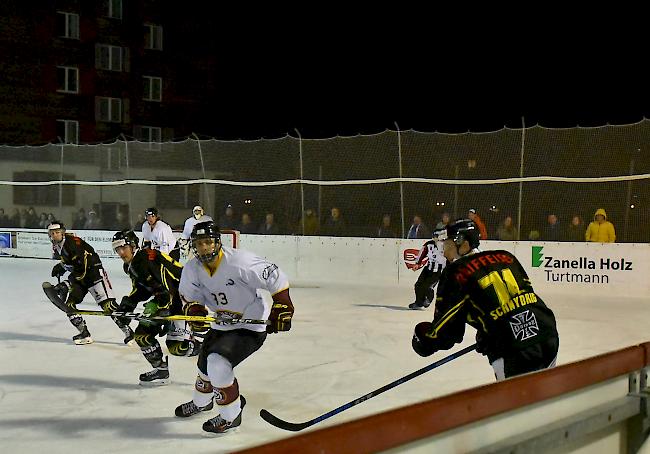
(74, 337), (94, 345)
(139, 379), (170, 387)
(200, 427), (240, 437)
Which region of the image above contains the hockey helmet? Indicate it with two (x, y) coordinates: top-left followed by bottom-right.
(192, 205), (204, 219)
(47, 220), (66, 246)
(190, 221), (222, 263)
(144, 207), (159, 217)
(446, 219), (480, 249)
(111, 230), (139, 251)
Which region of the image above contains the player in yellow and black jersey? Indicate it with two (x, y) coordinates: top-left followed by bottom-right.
(412, 219), (559, 380)
(112, 230), (204, 386)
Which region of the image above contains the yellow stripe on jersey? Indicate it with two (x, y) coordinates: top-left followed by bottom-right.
(201, 249), (224, 277)
(425, 295), (469, 339)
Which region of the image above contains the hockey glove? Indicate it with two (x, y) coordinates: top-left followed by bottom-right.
(51, 263), (67, 278)
(140, 300), (170, 326)
(267, 302), (293, 334)
(116, 296), (138, 313)
(184, 302), (210, 332)
(412, 321), (438, 357)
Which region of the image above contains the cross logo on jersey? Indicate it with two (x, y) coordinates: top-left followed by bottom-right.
(509, 310), (539, 341)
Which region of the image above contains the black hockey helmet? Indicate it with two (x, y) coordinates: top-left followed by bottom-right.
(144, 207), (159, 217)
(432, 227), (447, 241)
(190, 221), (221, 263)
(111, 230), (139, 251)
(446, 219), (480, 249)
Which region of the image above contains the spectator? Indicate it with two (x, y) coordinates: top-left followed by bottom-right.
(565, 215), (585, 242)
(111, 211), (131, 231)
(218, 204), (238, 230)
(133, 213), (145, 231)
(0, 208), (8, 228)
(24, 207), (39, 228)
(467, 209), (488, 240)
(407, 215), (430, 239)
(239, 213), (257, 234)
(542, 213), (562, 242)
(84, 209), (102, 229)
(72, 208), (86, 230)
(377, 214), (397, 238)
(258, 213), (280, 235)
(585, 208), (616, 243)
(322, 207), (347, 237)
(435, 212), (451, 230)
(298, 208), (320, 236)
(9, 208), (21, 227)
(38, 212), (49, 228)
(496, 215), (518, 241)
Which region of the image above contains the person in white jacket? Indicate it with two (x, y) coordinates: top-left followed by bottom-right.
(142, 207), (178, 260)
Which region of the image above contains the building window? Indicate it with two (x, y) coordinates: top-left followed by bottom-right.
(95, 44), (124, 71)
(57, 11), (80, 39)
(13, 171), (76, 206)
(96, 97), (122, 123)
(56, 120), (79, 144)
(135, 125), (162, 142)
(143, 76), (162, 101)
(144, 24), (163, 50)
(103, 0), (123, 19)
(56, 66), (79, 93)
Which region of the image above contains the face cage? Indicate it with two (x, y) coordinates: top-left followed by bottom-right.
(191, 237), (221, 263)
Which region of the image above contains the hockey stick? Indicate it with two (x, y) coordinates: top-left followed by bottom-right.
(70, 309), (268, 325)
(259, 343), (477, 431)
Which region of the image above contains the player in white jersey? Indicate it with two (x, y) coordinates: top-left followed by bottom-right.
(174, 221), (294, 434)
(409, 227), (448, 310)
(179, 206), (213, 257)
(141, 207), (179, 261)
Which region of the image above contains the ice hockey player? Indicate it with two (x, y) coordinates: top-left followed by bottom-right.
(412, 219), (559, 380)
(141, 207), (179, 261)
(44, 221), (134, 345)
(174, 221), (294, 434)
(408, 228), (448, 310)
(179, 205), (213, 257)
(112, 230), (204, 386)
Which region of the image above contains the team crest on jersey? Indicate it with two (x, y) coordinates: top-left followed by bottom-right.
(262, 264), (278, 280)
(226, 278), (235, 286)
(509, 310), (539, 341)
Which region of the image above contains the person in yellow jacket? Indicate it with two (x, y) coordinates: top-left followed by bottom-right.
(585, 208), (616, 243)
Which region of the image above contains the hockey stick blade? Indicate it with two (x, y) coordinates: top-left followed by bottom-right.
(259, 343), (477, 431)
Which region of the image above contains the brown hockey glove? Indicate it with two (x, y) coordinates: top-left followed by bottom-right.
(267, 301), (294, 334)
(184, 302), (210, 332)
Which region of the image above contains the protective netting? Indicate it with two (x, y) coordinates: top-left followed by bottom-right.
(1, 121), (649, 242)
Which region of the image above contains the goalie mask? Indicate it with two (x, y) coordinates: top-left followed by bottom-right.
(192, 205), (204, 220)
(191, 221), (222, 264)
(47, 220), (66, 246)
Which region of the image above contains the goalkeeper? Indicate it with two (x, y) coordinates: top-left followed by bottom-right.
(112, 230), (206, 386)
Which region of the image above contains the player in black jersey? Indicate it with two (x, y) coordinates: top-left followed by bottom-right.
(112, 230), (203, 386)
(412, 219), (559, 380)
(44, 221), (134, 345)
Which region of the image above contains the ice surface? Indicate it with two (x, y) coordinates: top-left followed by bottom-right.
(1, 257), (649, 453)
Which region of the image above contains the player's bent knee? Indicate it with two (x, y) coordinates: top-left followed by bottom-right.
(166, 339), (190, 356)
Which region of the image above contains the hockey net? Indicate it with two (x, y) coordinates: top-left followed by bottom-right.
(1, 122), (649, 242)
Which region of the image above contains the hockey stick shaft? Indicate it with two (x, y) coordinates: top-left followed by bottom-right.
(70, 309), (268, 325)
(260, 343), (477, 431)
